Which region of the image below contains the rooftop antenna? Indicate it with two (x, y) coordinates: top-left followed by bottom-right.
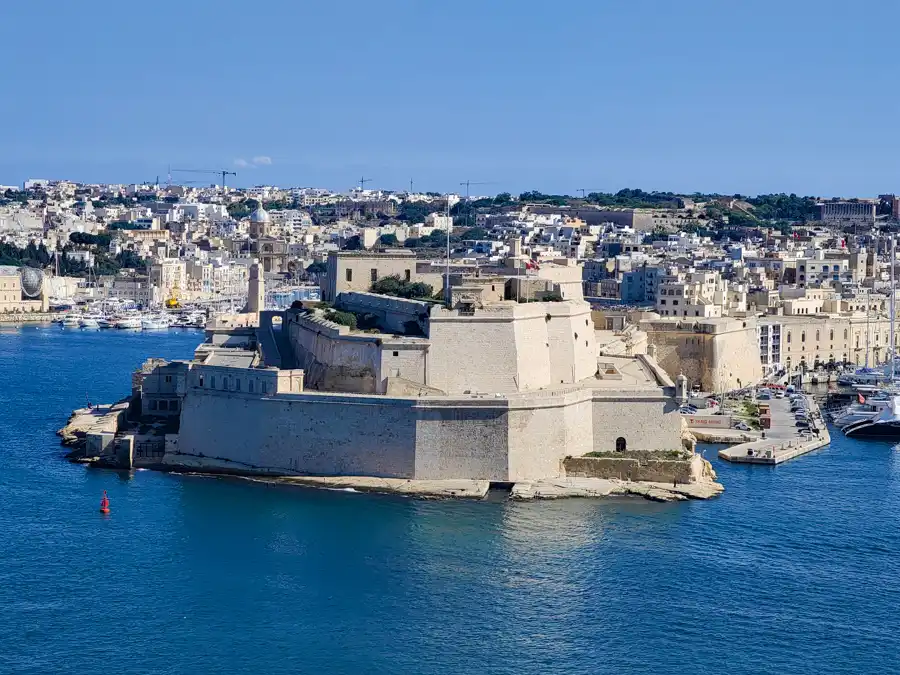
(444, 195), (451, 306)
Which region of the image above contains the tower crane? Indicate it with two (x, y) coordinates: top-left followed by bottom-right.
(358, 176), (372, 191)
(170, 168), (237, 188)
(458, 180), (496, 227)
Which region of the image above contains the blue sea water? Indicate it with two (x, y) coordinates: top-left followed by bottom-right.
(1, 325), (900, 674)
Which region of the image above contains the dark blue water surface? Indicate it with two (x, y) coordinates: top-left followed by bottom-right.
(2, 326), (900, 674)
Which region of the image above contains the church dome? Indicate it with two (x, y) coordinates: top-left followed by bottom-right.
(250, 204), (270, 223)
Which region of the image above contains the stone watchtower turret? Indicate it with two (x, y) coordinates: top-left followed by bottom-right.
(676, 371), (689, 405)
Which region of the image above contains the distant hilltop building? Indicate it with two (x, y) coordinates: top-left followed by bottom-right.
(816, 200), (875, 225)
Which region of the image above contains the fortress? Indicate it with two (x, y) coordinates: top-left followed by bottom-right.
(100, 257), (696, 485)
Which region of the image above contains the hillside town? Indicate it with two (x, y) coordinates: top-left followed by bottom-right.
(3, 178), (899, 392)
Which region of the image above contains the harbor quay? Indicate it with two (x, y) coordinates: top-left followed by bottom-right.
(718, 395), (830, 465)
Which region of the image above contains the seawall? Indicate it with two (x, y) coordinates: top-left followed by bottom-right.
(0, 312), (64, 324)
(173, 384), (683, 482)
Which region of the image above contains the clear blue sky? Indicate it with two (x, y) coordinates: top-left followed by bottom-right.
(1, 0), (895, 197)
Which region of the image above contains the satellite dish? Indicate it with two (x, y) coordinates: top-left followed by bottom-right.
(20, 267), (43, 298)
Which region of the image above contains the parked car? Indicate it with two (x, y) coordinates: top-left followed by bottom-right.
(733, 421), (751, 431)
(796, 419), (810, 428)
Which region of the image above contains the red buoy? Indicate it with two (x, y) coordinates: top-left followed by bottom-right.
(99, 490), (110, 514)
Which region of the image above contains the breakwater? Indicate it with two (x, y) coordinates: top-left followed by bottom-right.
(0, 312), (63, 324)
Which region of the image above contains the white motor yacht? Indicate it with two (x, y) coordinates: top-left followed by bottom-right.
(141, 315), (169, 330)
(833, 398), (893, 429)
(843, 396), (900, 439)
(62, 314), (82, 328)
(115, 316), (142, 330)
(79, 316), (100, 329)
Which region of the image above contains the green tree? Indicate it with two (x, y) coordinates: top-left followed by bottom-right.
(377, 233), (398, 246)
(371, 275), (433, 299)
(323, 309), (357, 329)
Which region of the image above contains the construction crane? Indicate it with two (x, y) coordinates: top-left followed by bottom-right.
(358, 176), (372, 191)
(458, 180), (495, 201)
(458, 180), (496, 228)
(171, 168), (237, 188)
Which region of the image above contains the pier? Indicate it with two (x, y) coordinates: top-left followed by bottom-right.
(718, 395), (831, 465)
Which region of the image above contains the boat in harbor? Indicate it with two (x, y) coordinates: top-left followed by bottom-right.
(115, 316), (142, 330)
(833, 395), (894, 429)
(843, 396), (900, 438)
(79, 316), (100, 329)
(141, 315), (169, 330)
(97, 317), (114, 329)
(61, 314), (82, 328)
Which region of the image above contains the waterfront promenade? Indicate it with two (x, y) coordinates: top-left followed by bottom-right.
(718, 395), (830, 465)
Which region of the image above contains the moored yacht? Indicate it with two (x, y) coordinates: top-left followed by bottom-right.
(843, 397), (900, 438)
(833, 397), (893, 429)
(141, 315), (169, 330)
(115, 316), (142, 330)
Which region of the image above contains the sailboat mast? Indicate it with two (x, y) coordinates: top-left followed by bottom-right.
(866, 288), (870, 369)
(888, 234), (897, 384)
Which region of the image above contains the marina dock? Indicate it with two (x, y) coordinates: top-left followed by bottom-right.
(718, 395), (831, 465)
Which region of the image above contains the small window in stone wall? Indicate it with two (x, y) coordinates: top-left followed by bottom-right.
(393, 351), (399, 357)
(616, 437), (627, 452)
(346, 269), (352, 282)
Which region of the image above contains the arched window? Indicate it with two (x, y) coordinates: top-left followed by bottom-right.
(615, 437), (627, 452)
(830, 330), (834, 341)
(801, 332), (806, 343)
(816, 330), (820, 342)
(844, 329), (848, 340)
(210, 376), (217, 389)
(787, 332), (792, 343)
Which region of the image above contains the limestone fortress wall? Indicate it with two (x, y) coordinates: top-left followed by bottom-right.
(172, 364), (681, 481)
